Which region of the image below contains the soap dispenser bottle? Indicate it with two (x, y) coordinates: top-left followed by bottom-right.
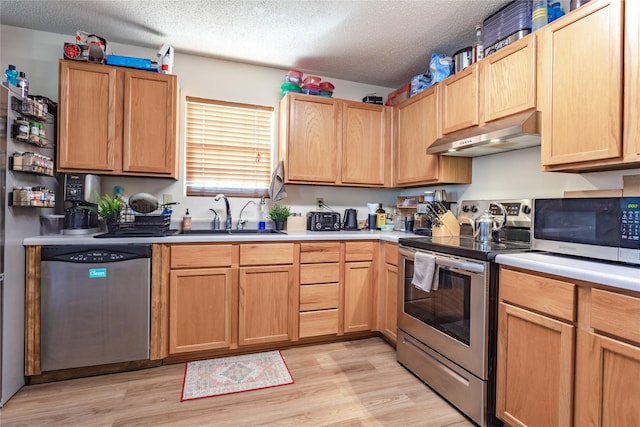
(182, 209), (192, 231)
(258, 197), (266, 230)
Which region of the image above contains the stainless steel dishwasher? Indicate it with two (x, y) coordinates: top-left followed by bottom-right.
(40, 244), (151, 371)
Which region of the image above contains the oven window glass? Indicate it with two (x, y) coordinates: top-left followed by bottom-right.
(403, 260), (471, 345)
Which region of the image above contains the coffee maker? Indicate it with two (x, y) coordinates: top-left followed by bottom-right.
(62, 173), (101, 235)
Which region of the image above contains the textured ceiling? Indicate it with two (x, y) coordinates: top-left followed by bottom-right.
(0, 0), (510, 88)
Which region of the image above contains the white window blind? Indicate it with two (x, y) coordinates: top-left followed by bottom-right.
(185, 96), (274, 197)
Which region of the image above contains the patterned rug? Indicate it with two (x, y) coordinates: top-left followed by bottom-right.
(181, 350), (294, 401)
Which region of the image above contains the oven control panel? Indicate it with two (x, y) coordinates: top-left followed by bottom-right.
(458, 198), (532, 228)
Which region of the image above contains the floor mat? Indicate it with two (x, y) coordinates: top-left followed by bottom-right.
(181, 350), (294, 401)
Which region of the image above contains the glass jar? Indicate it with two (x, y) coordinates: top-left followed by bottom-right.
(15, 117), (29, 140)
(29, 122), (39, 143)
(13, 187), (23, 206)
(38, 123), (46, 146)
(12, 152), (23, 171)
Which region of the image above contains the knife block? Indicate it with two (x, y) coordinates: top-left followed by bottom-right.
(431, 211), (461, 237)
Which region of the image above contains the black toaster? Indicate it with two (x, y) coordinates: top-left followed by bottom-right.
(306, 211), (341, 231)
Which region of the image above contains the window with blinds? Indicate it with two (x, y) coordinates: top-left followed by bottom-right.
(185, 96), (274, 197)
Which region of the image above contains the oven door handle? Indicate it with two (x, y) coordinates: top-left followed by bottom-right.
(399, 247), (485, 274)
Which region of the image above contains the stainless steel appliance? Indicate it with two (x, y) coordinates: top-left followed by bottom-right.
(40, 245), (151, 371)
(62, 173), (101, 235)
(306, 211), (341, 231)
(398, 198), (532, 426)
(532, 197), (640, 265)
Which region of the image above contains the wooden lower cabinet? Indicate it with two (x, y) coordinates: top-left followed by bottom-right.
(344, 261), (374, 333)
(238, 265), (296, 346)
(378, 243), (398, 343)
(298, 242), (341, 338)
(168, 244), (237, 354)
(574, 288), (640, 426)
(496, 302), (575, 427)
(498, 267), (640, 427)
(169, 268), (234, 354)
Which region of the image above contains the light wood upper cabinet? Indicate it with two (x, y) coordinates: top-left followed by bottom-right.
(440, 64), (479, 134)
(540, 0), (624, 169)
(341, 100), (389, 186)
(280, 93), (339, 184)
(58, 60), (117, 172)
(58, 60), (178, 178)
(624, 0), (640, 163)
(395, 86), (471, 186)
(279, 93), (389, 187)
(481, 35), (537, 122)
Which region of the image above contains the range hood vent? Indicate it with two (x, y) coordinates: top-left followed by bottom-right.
(427, 110), (541, 157)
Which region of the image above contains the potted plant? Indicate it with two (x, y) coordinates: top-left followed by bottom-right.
(268, 203), (291, 230)
(96, 193), (125, 232)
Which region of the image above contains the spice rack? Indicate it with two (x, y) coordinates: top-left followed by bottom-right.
(10, 96), (55, 149)
(5, 85), (58, 210)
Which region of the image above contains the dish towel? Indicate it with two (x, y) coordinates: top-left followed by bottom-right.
(411, 252), (439, 292)
(268, 160), (287, 201)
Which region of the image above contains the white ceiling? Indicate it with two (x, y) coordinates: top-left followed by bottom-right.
(0, 0), (511, 88)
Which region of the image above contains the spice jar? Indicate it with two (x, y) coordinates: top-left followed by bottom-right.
(38, 123), (46, 146)
(29, 122), (39, 143)
(13, 187), (23, 206)
(15, 117), (29, 140)
(12, 152), (23, 171)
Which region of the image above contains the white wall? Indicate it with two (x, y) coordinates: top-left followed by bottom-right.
(3, 24), (639, 226)
(400, 146), (640, 205)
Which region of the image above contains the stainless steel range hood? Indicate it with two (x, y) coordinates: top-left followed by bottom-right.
(427, 110), (541, 157)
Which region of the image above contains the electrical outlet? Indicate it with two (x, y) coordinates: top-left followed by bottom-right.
(316, 198), (324, 210)
(163, 194), (173, 204)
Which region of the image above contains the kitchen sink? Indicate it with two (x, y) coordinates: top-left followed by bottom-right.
(179, 229), (286, 235)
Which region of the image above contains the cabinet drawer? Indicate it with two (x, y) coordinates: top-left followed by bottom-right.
(300, 242), (340, 263)
(240, 243), (294, 266)
(384, 243), (398, 266)
(591, 288), (640, 344)
(299, 309), (339, 337)
(300, 263), (339, 285)
(500, 268), (576, 322)
(345, 241), (374, 262)
(171, 244), (233, 268)
(300, 283), (339, 311)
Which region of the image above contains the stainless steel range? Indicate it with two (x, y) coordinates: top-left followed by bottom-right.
(397, 199), (532, 427)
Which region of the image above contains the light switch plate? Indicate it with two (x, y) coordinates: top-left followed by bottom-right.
(163, 194), (173, 204)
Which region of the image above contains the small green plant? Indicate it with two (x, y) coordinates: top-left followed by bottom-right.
(96, 193), (125, 222)
(268, 203), (291, 222)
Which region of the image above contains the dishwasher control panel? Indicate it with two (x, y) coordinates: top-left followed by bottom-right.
(41, 245), (152, 263)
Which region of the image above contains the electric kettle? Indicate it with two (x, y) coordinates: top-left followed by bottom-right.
(343, 209), (358, 230)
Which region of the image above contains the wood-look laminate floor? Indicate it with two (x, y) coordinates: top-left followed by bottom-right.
(0, 338), (473, 427)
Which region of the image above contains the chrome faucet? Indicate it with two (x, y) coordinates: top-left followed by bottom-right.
(237, 200), (257, 229)
(214, 194), (232, 230)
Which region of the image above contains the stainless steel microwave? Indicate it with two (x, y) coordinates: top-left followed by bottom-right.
(532, 197), (640, 265)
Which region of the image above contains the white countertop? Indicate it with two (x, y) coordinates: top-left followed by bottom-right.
(496, 252), (640, 293)
(23, 230), (419, 246)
